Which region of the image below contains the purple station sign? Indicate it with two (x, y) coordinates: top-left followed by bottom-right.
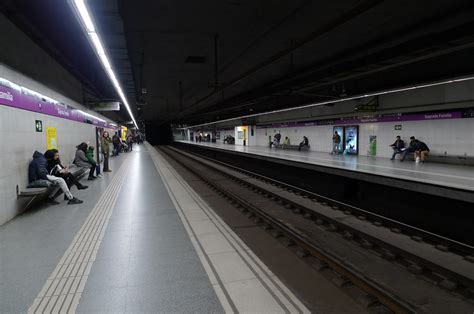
(0, 79), (116, 129)
(257, 110), (467, 129)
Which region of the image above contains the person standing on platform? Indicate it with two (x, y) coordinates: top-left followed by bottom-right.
(332, 131), (341, 154)
(389, 136), (405, 160)
(101, 131), (112, 172)
(127, 133), (134, 151)
(112, 133), (120, 156)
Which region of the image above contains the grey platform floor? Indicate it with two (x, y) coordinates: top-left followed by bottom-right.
(176, 141), (474, 192)
(0, 145), (223, 313)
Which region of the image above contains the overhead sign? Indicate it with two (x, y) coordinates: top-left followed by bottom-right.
(355, 96), (378, 112)
(89, 101), (120, 111)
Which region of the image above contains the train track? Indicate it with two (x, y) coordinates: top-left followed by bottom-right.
(160, 145), (474, 313)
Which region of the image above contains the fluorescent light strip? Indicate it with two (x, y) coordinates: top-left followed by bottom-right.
(72, 0), (138, 129)
(188, 75), (474, 129)
(76, 109), (106, 122)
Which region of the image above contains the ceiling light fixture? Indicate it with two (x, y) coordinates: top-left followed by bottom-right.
(187, 75), (474, 128)
(71, 0), (138, 129)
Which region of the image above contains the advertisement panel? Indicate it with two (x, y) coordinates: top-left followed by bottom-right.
(46, 127), (57, 150)
(344, 125), (359, 155)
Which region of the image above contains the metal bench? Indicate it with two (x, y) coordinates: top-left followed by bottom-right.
(400, 153), (474, 166)
(275, 144), (310, 151)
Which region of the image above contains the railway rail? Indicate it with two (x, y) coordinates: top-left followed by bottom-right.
(160, 145), (474, 313)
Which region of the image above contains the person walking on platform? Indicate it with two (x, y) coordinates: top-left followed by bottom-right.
(332, 131), (341, 154)
(74, 142), (97, 180)
(101, 131), (112, 172)
(389, 135), (405, 160)
(298, 136), (309, 151)
(28, 151), (83, 205)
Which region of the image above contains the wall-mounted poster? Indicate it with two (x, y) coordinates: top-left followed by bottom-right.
(332, 126), (344, 154)
(46, 126), (57, 150)
(344, 125), (359, 155)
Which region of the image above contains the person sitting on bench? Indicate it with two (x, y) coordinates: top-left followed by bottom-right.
(45, 149), (88, 192)
(400, 136), (418, 161)
(389, 135), (405, 160)
(283, 136), (290, 147)
(28, 151), (83, 205)
(298, 136), (309, 151)
(74, 142), (97, 180)
(414, 140), (430, 162)
(270, 132), (281, 148)
(86, 146), (101, 177)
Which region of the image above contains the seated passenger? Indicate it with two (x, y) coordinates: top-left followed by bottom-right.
(283, 136), (290, 147)
(86, 146), (101, 177)
(28, 150), (83, 205)
(389, 136), (405, 160)
(45, 149), (88, 192)
(74, 142), (97, 180)
(414, 140), (430, 162)
(400, 136), (418, 161)
(298, 136), (309, 151)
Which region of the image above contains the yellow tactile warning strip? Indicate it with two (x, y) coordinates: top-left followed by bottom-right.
(27, 155), (131, 314)
(147, 143), (310, 314)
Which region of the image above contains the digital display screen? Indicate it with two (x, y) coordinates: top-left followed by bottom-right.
(344, 125), (359, 154)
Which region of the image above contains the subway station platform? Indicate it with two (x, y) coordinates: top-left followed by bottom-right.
(0, 143), (309, 313)
(175, 140), (474, 202)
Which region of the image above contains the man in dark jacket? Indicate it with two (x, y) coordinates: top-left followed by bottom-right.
(28, 151), (49, 186)
(298, 136), (309, 151)
(389, 136), (405, 160)
(28, 151), (83, 205)
(400, 136), (418, 161)
(414, 141), (430, 162)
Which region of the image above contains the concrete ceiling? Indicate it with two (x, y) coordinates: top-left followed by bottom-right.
(3, 0), (474, 127)
(117, 0), (474, 126)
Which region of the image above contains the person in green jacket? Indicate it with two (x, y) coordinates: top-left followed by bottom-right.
(100, 131), (112, 172)
(86, 145), (101, 177)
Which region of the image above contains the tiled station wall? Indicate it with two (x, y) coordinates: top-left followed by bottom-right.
(254, 118), (474, 158)
(0, 66), (113, 225)
(203, 79), (474, 158)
